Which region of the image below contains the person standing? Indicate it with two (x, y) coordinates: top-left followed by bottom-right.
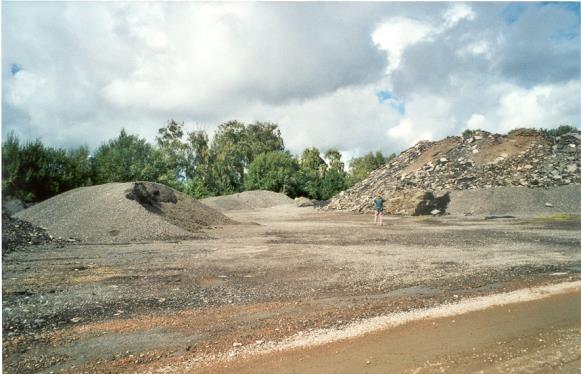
(373, 194), (384, 226)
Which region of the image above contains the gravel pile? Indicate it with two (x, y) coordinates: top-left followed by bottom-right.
(328, 129), (581, 215)
(201, 190), (294, 211)
(2, 213), (67, 255)
(15, 182), (234, 243)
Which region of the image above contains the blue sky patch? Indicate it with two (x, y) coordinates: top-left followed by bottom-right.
(376, 90), (394, 103)
(10, 64), (22, 76)
(376, 90), (405, 115)
(501, 3), (526, 25)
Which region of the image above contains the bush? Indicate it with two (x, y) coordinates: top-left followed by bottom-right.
(2, 132), (94, 202)
(244, 151), (300, 197)
(540, 125), (578, 138)
(462, 129), (482, 138)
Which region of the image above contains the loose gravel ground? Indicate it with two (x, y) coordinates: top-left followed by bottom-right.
(447, 184), (581, 216)
(2, 207), (580, 373)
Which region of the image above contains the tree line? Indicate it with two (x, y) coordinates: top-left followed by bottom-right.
(2, 120), (395, 203)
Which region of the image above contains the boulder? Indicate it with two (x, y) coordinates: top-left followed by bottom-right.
(295, 197), (315, 207)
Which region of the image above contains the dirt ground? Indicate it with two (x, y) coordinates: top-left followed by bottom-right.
(215, 290), (581, 373)
(3, 206), (580, 373)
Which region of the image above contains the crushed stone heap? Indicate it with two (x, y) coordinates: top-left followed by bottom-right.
(327, 129), (581, 215)
(2, 213), (67, 255)
(201, 190), (294, 211)
(15, 182), (235, 243)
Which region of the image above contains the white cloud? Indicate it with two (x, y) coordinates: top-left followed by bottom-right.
(495, 81), (580, 133)
(442, 3), (475, 29)
(5, 71), (46, 107)
(372, 18), (431, 72)
(387, 94), (457, 147)
(241, 82), (403, 155)
(2, 2), (579, 158)
(466, 114), (488, 130)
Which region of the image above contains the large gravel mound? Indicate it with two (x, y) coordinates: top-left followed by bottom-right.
(15, 182), (234, 243)
(201, 190), (294, 211)
(447, 185), (581, 216)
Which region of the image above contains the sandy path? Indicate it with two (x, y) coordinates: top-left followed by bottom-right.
(212, 286), (581, 373)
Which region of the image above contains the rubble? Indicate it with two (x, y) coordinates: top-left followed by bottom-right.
(295, 197), (315, 207)
(2, 213), (67, 255)
(327, 129), (581, 214)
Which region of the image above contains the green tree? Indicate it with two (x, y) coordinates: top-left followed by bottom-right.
(244, 122), (285, 162)
(59, 146), (94, 192)
(210, 121), (247, 194)
(347, 151), (395, 186)
(209, 120), (286, 195)
(2, 132), (25, 200)
(244, 151), (300, 196)
(155, 120), (193, 187)
(182, 130), (214, 198)
(324, 149), (344, 173)
(93, 129), (159, 184)
(320, 148), (347, 200)
(298, 147), (326, 199)
(320, 169), (347, 200)
(2, 132), (95, 202)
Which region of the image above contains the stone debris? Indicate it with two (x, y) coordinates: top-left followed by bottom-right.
(2, 213), (68, 255)
(327, 129), (580, 215)
(295, 197), (315, 207)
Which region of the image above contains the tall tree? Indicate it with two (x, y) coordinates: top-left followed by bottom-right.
(2, 132), (95, 202)
(209, 120), (286, 195)
(244, 151), (300, 196)
(298, 147), (327, 199)
(320, 148), (347, 200)
(155, 120), (193, 186)
(244, 122), (285, 162)
(182, 130), (213, 198)
(93, 129), (159, 184)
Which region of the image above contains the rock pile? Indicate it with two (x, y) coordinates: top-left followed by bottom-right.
(328, 129), (581, 215)
(2, 213), (67, 255)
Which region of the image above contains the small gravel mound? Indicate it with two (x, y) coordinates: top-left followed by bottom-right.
(201, 190), (294, 211)
(15, 182), (234, 243)
(2, 213), (66, 255)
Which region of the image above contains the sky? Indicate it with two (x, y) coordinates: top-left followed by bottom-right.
(2, 2), (580, 158)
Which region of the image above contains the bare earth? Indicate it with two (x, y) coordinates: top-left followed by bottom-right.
(3, 206), (580, 373)
(214, 289), (581, 373)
